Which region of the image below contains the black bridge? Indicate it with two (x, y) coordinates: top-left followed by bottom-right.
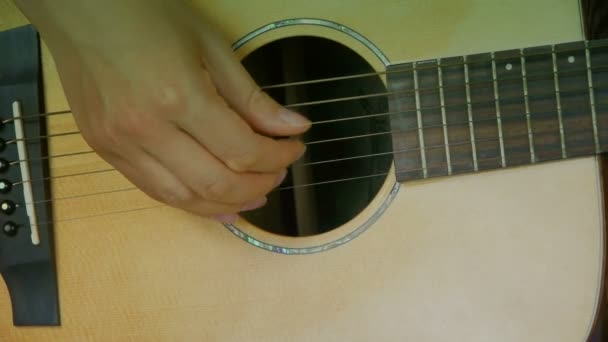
(0, 25), (59, 326)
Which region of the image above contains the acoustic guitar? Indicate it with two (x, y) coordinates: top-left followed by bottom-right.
(0, 0), (606, 341)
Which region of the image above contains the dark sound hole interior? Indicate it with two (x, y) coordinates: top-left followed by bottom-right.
(240, 36), (392, 237)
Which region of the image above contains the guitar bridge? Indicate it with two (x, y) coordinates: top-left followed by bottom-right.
(0, 25), (60, 326)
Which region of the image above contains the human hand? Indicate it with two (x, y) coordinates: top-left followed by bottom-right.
(14, 0), (310, 223)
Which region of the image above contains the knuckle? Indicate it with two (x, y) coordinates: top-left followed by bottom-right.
(128, 175), (193, 206)
(150, 185), (194, 206)
(157, 84), (184, 110)
(246, 86), (269, 114)
(246, 85), (280, 115)
(114, 110), (152, 138)
(200, 178), (232, 202)
(155, 84), (189, 119)
(221, 140), (261, 172)
(224, 152), (258, 172)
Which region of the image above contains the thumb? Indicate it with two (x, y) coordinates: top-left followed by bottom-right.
(198, 31), (311, 137)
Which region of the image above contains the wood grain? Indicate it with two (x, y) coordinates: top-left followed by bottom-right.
(0, 0), (605, 341)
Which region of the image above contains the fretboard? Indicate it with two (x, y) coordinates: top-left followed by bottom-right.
(387, 39), (608, 181)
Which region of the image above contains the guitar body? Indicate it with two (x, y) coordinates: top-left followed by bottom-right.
(0, 0), (606, 341)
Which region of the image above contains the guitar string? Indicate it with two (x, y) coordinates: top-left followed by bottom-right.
(1, 51), (606, 209)
(1, 53), (607, 124)
(4, 70), (606, 163)
(3, 65), (586, 144)
(28, 155), (505, 227)
(31, 150), (563, 228)
(14, 54), (608, 227)
(261, 43), (608, 89)
(36, 204), (167, 227)
(5, 110), (577, 187)
(9, 150), (97, 165)
(305, 108), (577, 146)
(14, 125), (608, 206)
(12, 167), (117, 185)
(283, 67), (607, 109)
(1, 109), (71, 124)
(1, 44), (604, 228)
(7, 86), (592, 155)
(7, 99), (599, 183)
(5, 64), (605, 145)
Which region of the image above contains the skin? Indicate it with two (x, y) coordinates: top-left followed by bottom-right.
(13, 0), (311, 223)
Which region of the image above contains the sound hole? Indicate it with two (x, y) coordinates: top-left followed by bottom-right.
(240, 36), (392, 237)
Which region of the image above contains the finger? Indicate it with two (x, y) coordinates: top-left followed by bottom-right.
(101, 149), (256, 216)
(177, 81), (306, 173)
(212, 214), (239, 224)
(178, 191), (267, 217)
(196, 29), (311, 137)
(212, 196), (268, 224)
(139, 122), (286, 204)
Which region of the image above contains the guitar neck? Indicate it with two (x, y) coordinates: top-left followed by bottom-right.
(388, 39), (608, 182)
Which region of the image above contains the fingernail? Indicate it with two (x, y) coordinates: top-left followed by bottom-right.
(213, 214), (238, 224)
(297, 145), (307, 161)
(241, 197), (267, 211)
(274, 169), (288, 187)
(279, 109), (311, 127)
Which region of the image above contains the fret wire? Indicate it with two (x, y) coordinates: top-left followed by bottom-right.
(520, 48), (536, 163)
(491, 52), (506, 168)
(585, 41), (601, 153)
(551, 45), (567, 159)
(437, 58), (452, 175)
(463, 55), (479, 171)
(412, 62), (428, 178)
